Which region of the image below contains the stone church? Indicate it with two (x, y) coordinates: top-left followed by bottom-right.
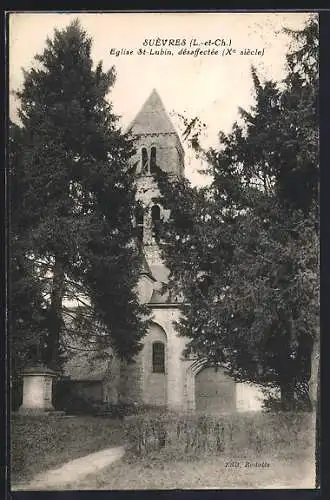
(63, 89), (263, 413)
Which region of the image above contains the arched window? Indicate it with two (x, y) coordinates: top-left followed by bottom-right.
(150, 146), (157, 174)
(151, 204), (161, 241)
(152, 341), (165, 373)
(135, 205), (144, 243)
(141, 148), (149, 174)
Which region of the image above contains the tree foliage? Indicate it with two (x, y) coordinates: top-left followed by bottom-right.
(10, 19), (149, 374)
(9, 121), (50, 372)
(154, 17), (319, 409)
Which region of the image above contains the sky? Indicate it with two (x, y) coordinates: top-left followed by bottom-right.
(9, 12), (314, 186)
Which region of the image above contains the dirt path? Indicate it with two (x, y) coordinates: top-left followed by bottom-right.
(11, 446), (125, 491)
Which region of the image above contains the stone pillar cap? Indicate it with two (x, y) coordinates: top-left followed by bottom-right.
(21, 364), (58, 376)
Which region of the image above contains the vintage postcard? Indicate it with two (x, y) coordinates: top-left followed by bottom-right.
(8, 11), (319, 491)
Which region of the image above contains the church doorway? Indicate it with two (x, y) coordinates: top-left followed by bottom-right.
(195, 366), (236, 412)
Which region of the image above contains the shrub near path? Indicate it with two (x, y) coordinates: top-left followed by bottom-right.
(124, 411), (315, 461)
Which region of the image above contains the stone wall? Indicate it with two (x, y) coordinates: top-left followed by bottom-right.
(149, 307), (188, 410)
(69, 380), (103, 403)
(119, 355), (144, 404)
(118, 307), (190, 411)
(236, 382), (264, 412)
(140, 323), (167, 405)
(195, 367), (236, 412)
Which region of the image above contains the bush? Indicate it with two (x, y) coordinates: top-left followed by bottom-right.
(54, 380), (169, 418)
(106, 403), (174, 420)
(124, 411), (314, 461)
(56, 391), (101, 415)
(94, 403), (140, 419)
(261, 384), (313, 412)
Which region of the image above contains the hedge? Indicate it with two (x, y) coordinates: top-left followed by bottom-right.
(124, 411), (314, 461)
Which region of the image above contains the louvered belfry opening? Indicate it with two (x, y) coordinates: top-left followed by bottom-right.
(151, 204), (161, 241)
(135, 205), (144, 243)
(150, 146), (157, 173)
(141, 147), (149, 173)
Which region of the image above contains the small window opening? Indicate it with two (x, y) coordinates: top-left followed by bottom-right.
(150, 147), (157, 174)
(152, 341), (165, 373)
(151, 204), (161, 241)
(135, 205), (144, 243)
(141, 148), (149, 174)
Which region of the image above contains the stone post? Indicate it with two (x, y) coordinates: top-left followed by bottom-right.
(18, 364), (57, 415)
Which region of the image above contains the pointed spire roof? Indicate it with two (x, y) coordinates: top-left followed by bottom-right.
(128, 89), (178, 136)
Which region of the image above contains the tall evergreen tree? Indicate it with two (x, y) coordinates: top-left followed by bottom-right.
(153, 16), (319, 409)
(10, 19), (149, 373)
(9, 121), (49, 374)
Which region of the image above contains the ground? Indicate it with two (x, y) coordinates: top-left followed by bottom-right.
(61, 452), (315, 490)
(11, 412), (316, 490)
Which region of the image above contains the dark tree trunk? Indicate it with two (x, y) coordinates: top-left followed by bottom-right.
(277, 333), (296, 411)
(279, 380), (295, 411)
(294, 334), (314, 411)
(47, 256), (65, 370)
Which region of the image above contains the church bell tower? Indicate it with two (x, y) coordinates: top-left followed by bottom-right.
(119, 90), (188, 410)
(128, 89), (185, 283)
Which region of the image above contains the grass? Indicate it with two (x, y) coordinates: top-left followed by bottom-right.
(11, 415), (124, 484)
(51, 448), (316, 490)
